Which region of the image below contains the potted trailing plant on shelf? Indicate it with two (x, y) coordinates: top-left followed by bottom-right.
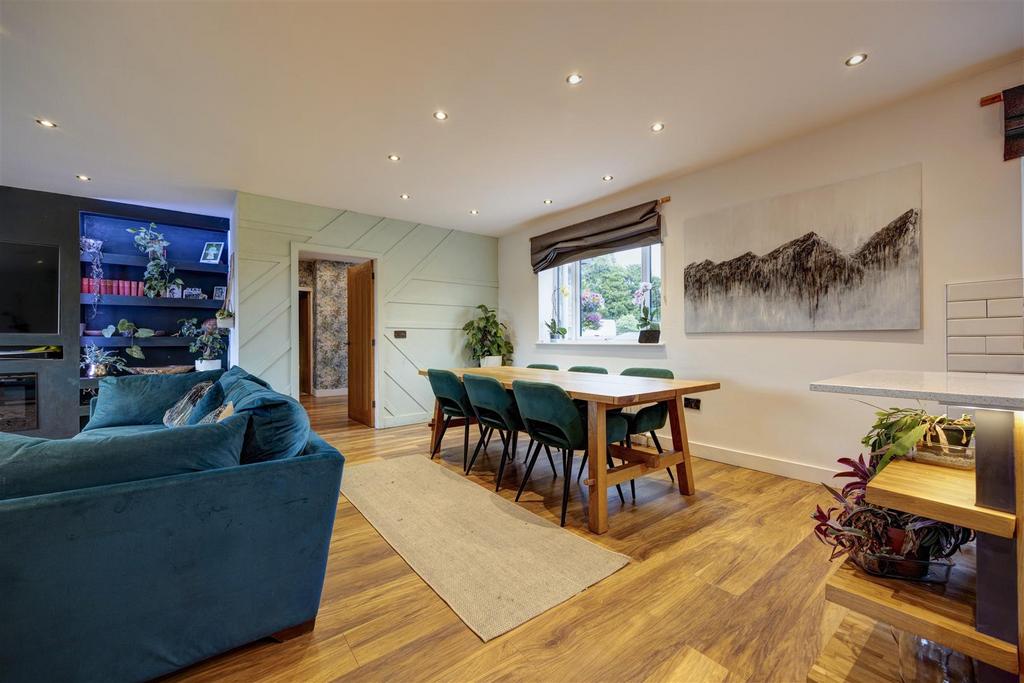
(216, 307), (235, 329)
(178, 317), (225, 371)
(545, 318), (567, 341)
(812, 454), (974, 580)
(127, 223), (182, 298)
(101, 319), (154, 360)
(80, 343), (126, 378)
(80, 236), (104, 319)
(633, 281), (660, 344)
(462, 304), (513, 367)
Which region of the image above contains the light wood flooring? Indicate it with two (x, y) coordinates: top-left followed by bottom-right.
(165, 395), (902, 682)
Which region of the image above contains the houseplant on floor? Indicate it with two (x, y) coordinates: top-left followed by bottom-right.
(81, 343), (126, 378)
(462, 304), (513, 367)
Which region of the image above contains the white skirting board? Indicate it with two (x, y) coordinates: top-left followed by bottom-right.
(313, 387), (348, 397)
(645, 431), (835, 484)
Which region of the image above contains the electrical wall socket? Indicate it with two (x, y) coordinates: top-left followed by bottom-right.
(683, 397), (701, 410)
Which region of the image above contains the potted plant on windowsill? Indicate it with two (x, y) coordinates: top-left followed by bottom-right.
(81, 343), (126, 378)
(634, 282), (660, 343)
(462, 304), (513, 367)
(545, 318), (567, 341)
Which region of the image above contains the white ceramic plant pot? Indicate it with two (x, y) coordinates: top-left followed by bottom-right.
(216, 316), (234, 329)
(195, 359), (221, 372)
(479, 355), (503, 368)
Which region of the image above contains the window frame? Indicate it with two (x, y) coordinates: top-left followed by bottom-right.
(538, 244), (662, 344)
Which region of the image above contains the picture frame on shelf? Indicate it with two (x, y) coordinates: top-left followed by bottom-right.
(183, 287), (206, 300)
(200, 242), (224, 264)
(165, 284), (183, 298)
(213, 286), (227, 300)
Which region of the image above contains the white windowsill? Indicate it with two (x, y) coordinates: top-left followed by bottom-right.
(535, 339), (665, 347)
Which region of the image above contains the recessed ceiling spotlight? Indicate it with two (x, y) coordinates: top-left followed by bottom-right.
(650, 122), (665, 133)
(387, 154), (401, 162)
(601, 175), (614, 182)
(400, 193), (411, 200)
(543, 199), (553, 205)
(433, 110), (448, 121)
(36, 118), (58, 128)
(75, 174), (91, 182)
(566, 72), (583, 86)
(469, 209), (479, 215)
(844, 53), (868, 67)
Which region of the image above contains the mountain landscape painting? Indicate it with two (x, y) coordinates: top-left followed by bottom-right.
(683, 164), (921, 333)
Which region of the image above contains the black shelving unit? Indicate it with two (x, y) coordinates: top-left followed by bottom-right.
(79, 253), (228, 274)
(79, 336), (203, 347)
(80, 294), (223, 309)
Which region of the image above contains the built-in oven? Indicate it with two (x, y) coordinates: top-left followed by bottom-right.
(0, 372), (38, 432)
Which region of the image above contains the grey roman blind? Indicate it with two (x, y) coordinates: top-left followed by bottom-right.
(529, 200), (662, 273)
(1005, 83), (1024, 162)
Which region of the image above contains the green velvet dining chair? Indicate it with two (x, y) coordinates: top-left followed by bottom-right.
(526, 363), (559, 370)
(426, 369), (476, 470)
(568, 365), (608, 374)
(511, 380), (627, 526)
(621, 367), (677, 488)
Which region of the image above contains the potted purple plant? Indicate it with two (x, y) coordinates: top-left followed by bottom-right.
(580, 291), (604, 333)
(812, 453), (974, 581)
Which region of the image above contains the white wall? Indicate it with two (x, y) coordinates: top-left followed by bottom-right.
(499, 60), (1024, 482)
(233, 192), (498, 427)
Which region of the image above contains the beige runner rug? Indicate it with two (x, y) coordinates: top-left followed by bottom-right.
(340, 454), (630, 641)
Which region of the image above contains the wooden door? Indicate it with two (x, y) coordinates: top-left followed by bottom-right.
(347, 260), (375, 427)
(298, 290), (313, 395)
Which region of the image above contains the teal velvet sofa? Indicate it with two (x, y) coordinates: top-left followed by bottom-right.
(0, 367), (345, 683)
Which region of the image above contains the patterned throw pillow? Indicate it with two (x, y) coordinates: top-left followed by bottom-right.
(162, 381), (214, 427)
(197, 401), (235, 425)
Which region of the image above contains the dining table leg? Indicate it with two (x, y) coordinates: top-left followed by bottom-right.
(586, 400), (609, 534)
(429, 399), (443, 453)
(667, 395), (696, 495)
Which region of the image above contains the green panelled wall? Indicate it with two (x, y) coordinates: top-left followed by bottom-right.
(233, 192), (498, 427)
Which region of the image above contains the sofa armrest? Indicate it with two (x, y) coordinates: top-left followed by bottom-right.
(0, 450), (344, 683)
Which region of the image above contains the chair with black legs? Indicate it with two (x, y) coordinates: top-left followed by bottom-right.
(426, 369), (476, 471)
(621, 367), (677, 496)
(512, 380), (628, 526)
(526, 363), (559, 370)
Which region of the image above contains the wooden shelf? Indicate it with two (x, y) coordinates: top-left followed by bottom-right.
(79, 336), (200, 347)
(866, 460), (1016, 538)
(80, 253), (228, 273)
(80, 294), (222, 309)
(826, 554), (1018, 673)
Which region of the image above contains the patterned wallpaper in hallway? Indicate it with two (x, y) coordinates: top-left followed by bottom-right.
(299, 259), (351, 391)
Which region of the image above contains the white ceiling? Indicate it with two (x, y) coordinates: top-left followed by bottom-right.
(1, 1), (1022, 235)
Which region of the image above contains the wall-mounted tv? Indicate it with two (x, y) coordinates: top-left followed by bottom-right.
(0, 242), (59, 334)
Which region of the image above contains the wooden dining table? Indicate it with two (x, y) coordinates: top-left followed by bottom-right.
(418, 366), (720, 534)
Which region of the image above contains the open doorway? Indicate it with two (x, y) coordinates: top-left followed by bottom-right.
(296, 256), (375, 427)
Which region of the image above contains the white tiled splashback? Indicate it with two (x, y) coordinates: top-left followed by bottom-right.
(946, 278), (1024, 373)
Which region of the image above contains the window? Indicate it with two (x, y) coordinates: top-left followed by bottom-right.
(538, 244), (661, 342)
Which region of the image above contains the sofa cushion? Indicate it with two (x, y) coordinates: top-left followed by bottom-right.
(0, 414), (248, 501)
(227, 379), (310, 463)
(163, 381), (215, 427)
(84, 370), (225, 430)
(72, 424), (168, 439)
(217, 365), (271, 394)
(185, 381), (225, 426)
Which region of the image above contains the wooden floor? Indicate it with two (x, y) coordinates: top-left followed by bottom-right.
(166, 395), (901, 682)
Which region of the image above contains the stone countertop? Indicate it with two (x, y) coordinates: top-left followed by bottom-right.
(810, 369), (1024, 411)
